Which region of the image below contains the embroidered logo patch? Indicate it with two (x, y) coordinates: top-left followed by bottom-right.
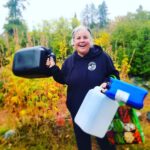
(88, 62), (96, 71)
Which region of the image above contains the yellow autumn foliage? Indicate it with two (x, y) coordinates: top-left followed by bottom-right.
(11, 96), (19, 104)
(94, 32), (111, 48)
(94, 32), (130, 81)
(59, 40), (68, 59)
(120, 57), (131, 81)
(0, 60), (67, 125)
(19, 109), (27, 116)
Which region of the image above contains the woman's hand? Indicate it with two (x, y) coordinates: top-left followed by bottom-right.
(46, 57), (55, 68)
(100, 82), (108, 93)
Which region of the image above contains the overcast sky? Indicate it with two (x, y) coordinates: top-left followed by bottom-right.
(0, 0), (150, 33)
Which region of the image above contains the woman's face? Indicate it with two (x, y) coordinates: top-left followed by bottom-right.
(73, 29), (92, 57)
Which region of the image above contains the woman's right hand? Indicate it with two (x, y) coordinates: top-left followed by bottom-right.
(46, 57), (55, 68)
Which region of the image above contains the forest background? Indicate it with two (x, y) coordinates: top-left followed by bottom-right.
(0, 0), (150, 149)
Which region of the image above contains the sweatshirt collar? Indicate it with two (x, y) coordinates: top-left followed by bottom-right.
(73, 45), (103, 60)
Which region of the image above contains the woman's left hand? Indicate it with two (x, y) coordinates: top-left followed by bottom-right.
(100, 82), (108, 93)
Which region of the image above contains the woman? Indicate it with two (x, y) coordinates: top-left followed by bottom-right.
(46, 25), (119, 150)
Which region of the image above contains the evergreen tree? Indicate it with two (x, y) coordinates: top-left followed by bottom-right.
(70, 13), (80, 29)
(98, 1), (109, 28)
(89, 3), (98, 28)
(81, 3), (98, 28)
(4, 0), (28, 36)
(81, 4), (91, 27)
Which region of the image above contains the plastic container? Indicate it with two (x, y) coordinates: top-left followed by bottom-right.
(105, 78), (148, 109)
(12, 46), (56, 78)
(75, 86), (119, 138)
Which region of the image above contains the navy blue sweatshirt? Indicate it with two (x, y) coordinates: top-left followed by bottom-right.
(50, 45), (119, 118)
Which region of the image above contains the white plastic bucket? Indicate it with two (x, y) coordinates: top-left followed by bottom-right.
(74, 86), (119, 138)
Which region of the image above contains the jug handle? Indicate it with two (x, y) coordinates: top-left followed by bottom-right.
(94, 86), (108, 94)
(94, 86), (103, 92)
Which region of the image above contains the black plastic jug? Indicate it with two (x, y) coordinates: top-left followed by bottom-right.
(12, 46), (56, 78)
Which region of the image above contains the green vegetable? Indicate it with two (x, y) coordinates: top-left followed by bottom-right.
(113, 119), (124, 132)
(115, 133), (125, 144)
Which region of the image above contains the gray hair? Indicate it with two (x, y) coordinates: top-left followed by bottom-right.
(71, 25), (93, 46)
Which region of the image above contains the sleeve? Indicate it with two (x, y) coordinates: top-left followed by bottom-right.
(50, 60), (67, 84)
(104, 53), (120, 82)
(49, 65), (64, 84)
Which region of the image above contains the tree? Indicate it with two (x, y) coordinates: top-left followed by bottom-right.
(81, 3), (98, 28)
(135, 5), (150, 21)
(89, 3), (98, 28)
(110, 10), (150, 79)
(4, 0), (28, 36)
(44, 18), (72, 59)
(81, 4), (91, 27)
(98, 1), (109, 28)
(4, 0), (27, 20)
(70, 13), (80, 29)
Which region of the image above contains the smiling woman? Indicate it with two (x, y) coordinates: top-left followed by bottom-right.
(45, 25), (119, 150)
(71, 25), (93, 57)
